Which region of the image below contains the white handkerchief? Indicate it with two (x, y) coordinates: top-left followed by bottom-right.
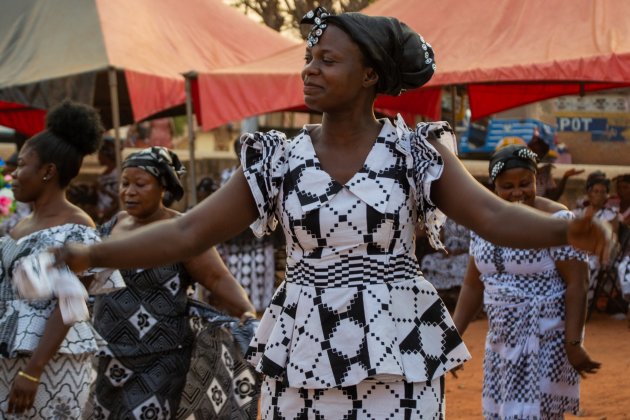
(13, 252), (89, 325)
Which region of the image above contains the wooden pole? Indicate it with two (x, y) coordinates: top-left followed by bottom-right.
(184, 72), (198, 208)
(107, 67), (122, 175)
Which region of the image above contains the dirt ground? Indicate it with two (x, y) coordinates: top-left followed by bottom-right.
(445, 312), (630, 419)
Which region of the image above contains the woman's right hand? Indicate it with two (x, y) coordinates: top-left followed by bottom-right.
(565, 344), (601, 378)
(8, 373), (39, 415)
(52, 243), (92, 273)
(567, 207), (616, 265)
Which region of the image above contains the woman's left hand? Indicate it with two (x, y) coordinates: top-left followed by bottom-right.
(7, 373), (39, 415)
(567, 207), (616, 265)
(565, 344), (601, 378)
(239, 311), (257, 325)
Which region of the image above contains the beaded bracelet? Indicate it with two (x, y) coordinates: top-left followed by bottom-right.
(17, 371), (40, 383)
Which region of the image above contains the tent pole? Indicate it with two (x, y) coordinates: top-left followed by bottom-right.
(107, 67), (122, 175)
(184, 72), (198, 208)
(450, 85), (457, 128)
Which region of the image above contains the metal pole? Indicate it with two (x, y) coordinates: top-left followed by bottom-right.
(107, 68), (122, 175)
(184, 72), (198, 208)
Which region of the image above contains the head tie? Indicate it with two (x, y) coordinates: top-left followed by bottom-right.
(488, 145), (538, 183)
(301, 7), (435, 96)
(123, 147), (186, 201)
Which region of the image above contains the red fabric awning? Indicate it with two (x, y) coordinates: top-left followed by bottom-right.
(196, 0), (630, 128)
(0, 101), (45, 137)
(366, 0), (630, 118)
(467, 83), (630, 120)
(0, 0), (296, 130)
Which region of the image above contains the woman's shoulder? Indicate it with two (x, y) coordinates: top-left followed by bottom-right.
(534, 196), (568, 214)
(65, 206), (96, 228)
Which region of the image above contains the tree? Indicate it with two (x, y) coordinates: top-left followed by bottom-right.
(230, 0), (374, 37)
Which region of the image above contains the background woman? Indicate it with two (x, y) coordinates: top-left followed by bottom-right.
(55, 8), (613, 419)
(453, 145), (600, 419)
(420, 218), (471, 310)
(94, 136), (120, 224)
(89, 147), (256, 419)
(573, 171), (619, 309)
(0, 100), (123, 418)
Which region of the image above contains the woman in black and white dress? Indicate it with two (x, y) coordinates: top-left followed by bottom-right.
(54, 8), (615, 419)
(454, 146), (600, 419)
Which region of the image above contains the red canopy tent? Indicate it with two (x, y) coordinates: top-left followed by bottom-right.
(368, 0), (630, 119)
(194, 0), (630, 130)
(0, 0), (296, 135)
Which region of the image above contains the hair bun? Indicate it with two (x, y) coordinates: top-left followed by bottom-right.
(46, 99), (104, 156)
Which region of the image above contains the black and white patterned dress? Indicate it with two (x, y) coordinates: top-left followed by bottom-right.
(241, 117), (470, 419)
(421, 219), (471, 290)
(469, 210), (587, 419)
(90, 217), (259, 420)
(0, 224), (124, 419)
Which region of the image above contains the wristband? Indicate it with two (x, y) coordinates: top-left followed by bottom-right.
(241, 311), (257, 320)
(17, 370), (40, 383)
(564, 339), (582, 346)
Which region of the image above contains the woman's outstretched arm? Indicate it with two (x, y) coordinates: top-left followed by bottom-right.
(430, 142), (614, 264)
(58, 169), (259, 272)
(185, 246), (256, 319)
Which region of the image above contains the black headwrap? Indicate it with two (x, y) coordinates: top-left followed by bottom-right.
(488, 145), (539, 183)
(301, 7), (435, 96)
(123, 147), (186, 201)
(585, 170), (610, 191)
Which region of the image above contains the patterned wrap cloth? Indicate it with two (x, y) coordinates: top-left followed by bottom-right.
(470, 210), (588, 418)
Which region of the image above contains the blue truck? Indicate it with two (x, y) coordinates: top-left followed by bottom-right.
(457, 118), (556, 158)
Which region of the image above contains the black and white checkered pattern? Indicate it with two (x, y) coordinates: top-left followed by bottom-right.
(240, 117), (470, 415)
(470, 210), (586, 418)
(261, 376), (445, 419)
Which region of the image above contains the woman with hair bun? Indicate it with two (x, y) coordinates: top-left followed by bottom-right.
(0, 100), (123, 418)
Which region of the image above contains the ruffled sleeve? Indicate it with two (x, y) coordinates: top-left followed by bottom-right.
(240, 130), (289, 237)
(407, 120), (458, 250)
(549, 210), (588, 262)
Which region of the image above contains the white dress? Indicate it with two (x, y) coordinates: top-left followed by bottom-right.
(241, 117), (470, 419)
(469, 210), (587, 419)
(0, 224), (124, 419)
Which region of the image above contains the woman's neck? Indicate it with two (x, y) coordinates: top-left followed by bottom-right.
(129, 206), (173, 226)
(31, 190), (68, 219)
(319, 111), (381, 147)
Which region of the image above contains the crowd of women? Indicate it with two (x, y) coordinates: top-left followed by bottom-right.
(0, 6), (621, 420)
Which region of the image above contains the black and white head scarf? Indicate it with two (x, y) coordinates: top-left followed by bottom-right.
(301, 7), (435, 96)
(123, 147), (186, 201)
(488, 145), (539, 183)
